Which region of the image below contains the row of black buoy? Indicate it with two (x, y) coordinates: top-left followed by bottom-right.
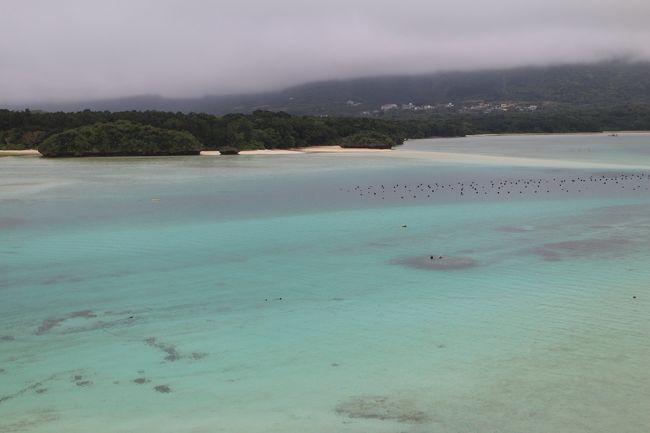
(340, 173), (650, 200)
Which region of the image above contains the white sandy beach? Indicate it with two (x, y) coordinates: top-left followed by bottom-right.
(0, 149), (41, 156)
(298, 145), (391, 153)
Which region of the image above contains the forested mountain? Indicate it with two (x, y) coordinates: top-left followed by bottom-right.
(10, 61), (650, 116)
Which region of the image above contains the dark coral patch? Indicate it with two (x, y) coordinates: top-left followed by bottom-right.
(42, 275), (84, 285)
(34, 310), (98, 335)
(391, 255), (479, 270)
(36, 318), (66, 335)
(532, 238), (630, 261)
(495, 225), (535, 233)
(144, 337), (181, 361)
(335, 395), (430, 424)
(0, 217), (26, 229)
(154, 385), (171, 393)
(69, 310), (97, 319)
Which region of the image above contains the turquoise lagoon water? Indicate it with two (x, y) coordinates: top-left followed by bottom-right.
(1, 134), (650, 433)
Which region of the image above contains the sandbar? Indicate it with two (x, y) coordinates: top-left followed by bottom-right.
(393, 150), (650, 170)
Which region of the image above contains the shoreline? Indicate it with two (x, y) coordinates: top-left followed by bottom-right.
(298, 145), (391, 153)
(4, 130), (649, 160)
(200, 146), (392, 156)
(239, 149), (302, 155)
(0, 146), (390, 158)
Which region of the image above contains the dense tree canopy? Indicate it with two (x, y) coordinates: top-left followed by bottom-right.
(0, 109), (422, 153)
(2, 105), (649, 156)
(38, 121), (203, 157)
(341, 131), (398, 149)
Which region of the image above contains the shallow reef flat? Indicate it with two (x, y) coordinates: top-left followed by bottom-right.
(1, 134), (649, 433)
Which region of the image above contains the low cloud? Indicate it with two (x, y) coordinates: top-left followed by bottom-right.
(1, 0), (649, 102)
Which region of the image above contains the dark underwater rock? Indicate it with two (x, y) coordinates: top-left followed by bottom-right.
(218, 147), (240, 155)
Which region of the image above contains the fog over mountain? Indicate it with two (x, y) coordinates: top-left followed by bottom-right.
(2, 0), (650, 104)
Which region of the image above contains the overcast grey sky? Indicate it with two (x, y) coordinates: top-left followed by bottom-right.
(2, 0), (649, 102)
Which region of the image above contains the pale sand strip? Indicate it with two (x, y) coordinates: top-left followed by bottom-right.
(4, 146), (644, 171)
(0, 149), (41, 157)
(393, 150), (650, 170)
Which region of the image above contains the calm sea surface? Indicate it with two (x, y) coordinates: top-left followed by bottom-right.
(1, 133), (649, 433)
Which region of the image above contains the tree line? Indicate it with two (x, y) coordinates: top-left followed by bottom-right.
(1, 105), (649, 155)
(0, 109), (463, 153)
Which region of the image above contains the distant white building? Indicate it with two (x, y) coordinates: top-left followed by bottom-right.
(380, 104), (398, 111)
(401, 102), (415, 110)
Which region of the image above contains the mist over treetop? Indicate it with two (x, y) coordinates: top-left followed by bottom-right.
(15, 61), (650, 116)
(2, 0), (649, 102)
